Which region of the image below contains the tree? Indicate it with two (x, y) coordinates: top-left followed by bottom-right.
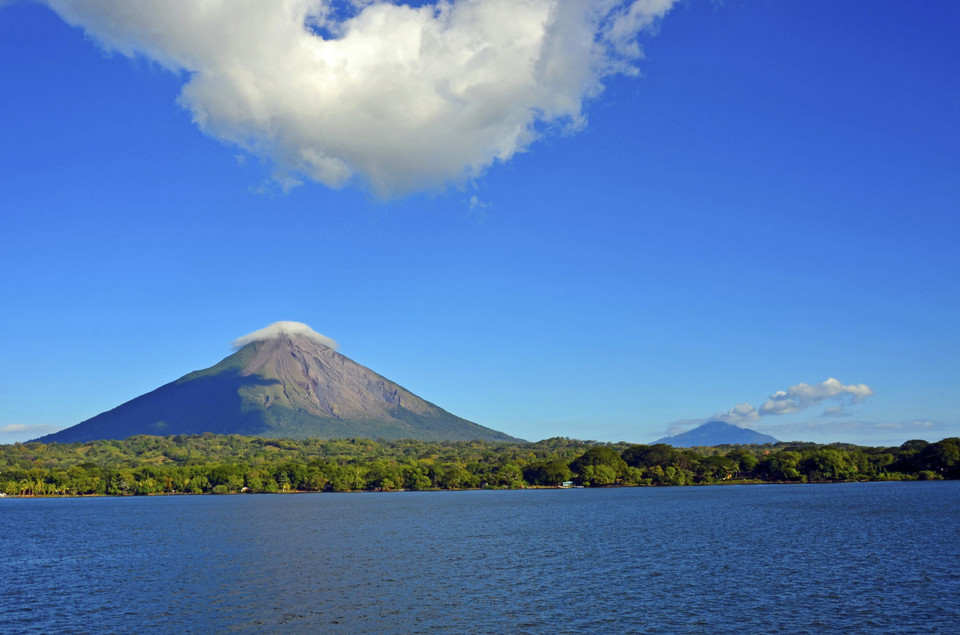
(571, 447), (627, 481)
(398, 464), (433, 490)
(106, 470), (136, 495)
(757, 451), (802, 481)
(621, 444), (678, 469)
(438, 465), (473, 489)
(800, 448), (851, 481)
(726, 449), (758, 477)
(493, 463), (525, 488)
(644, 464), (665, 484)
(208, 464), (244, 491)
(893, 439), (930, 473)
(187, 473), (210, 494)
(523, 461), (572, 486)
(579, 464), (617, 486)
(621, 466), (647, 486)
(867, 452), (894, 476)
(365, 460), (401, 491)
(662, 465), (693, 486)
(696, 455), (736, 482)
(919, 438), (960, 477)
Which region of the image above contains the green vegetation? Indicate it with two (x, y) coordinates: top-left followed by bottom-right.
(1, 435), (957, 496)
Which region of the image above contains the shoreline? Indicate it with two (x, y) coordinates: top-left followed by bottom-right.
(2, 476), (944, 499)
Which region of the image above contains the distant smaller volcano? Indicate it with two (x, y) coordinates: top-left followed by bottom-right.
(655, 421), (778, 447)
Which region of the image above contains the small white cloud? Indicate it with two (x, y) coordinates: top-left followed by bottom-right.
(759, 377), (874, 416)
(469, 195), (488, 210)
(40, 0), (677, 198)
(0, 423), (63, 442)
(711, 402), (760, 426)
(820, 405), (851, 418)
(231, 321), (338, 350)
(868, 420), (937, 431)
(603, 0), (675, 58)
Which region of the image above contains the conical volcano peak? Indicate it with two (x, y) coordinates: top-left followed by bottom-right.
(231, 321), (338, 351)
(32, 322), (520, 444)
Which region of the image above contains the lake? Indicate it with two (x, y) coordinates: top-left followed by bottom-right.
(2, 481), (958, 633)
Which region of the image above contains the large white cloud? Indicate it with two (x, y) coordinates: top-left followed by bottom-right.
(758, 377), (875, 416)
(41, 0), (676, 197)
(711, 378), (875, 426)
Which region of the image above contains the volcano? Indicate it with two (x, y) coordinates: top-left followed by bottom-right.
(34, 322), (518, 444)
(654, 421), (778, 447)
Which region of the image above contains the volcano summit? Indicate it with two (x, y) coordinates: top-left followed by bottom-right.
(35, 322), (518, 443)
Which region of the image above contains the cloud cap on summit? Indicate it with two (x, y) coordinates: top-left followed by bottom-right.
(231, 321), (339, 351)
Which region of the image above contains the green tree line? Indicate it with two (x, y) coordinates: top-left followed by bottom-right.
(0, 434), (957, 496)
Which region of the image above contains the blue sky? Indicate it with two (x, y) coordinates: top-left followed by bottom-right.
(1, 0), (958, 446)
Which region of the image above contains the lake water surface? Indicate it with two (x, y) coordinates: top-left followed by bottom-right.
(2, 481), (958, 633)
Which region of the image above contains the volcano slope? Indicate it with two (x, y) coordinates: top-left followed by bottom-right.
(35, 323), (518, 443)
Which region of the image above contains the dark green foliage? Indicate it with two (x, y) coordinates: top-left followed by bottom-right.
(621, 444), (678, 468)
(523, 460), (573, 486)
(726, 449), (759, 476)
(916, 438), (960, 478)
(569, 447), (627, 485)
(757, 451), (803, 481)
(695, 455), (737, 481)
(0, 435), (956, 496)
(570, 447), (627, 473)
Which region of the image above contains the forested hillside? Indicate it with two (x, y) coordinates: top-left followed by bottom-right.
(1, 435), (957, 496)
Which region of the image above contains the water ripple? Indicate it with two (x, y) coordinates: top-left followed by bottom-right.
(1, 482), (958, 633)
